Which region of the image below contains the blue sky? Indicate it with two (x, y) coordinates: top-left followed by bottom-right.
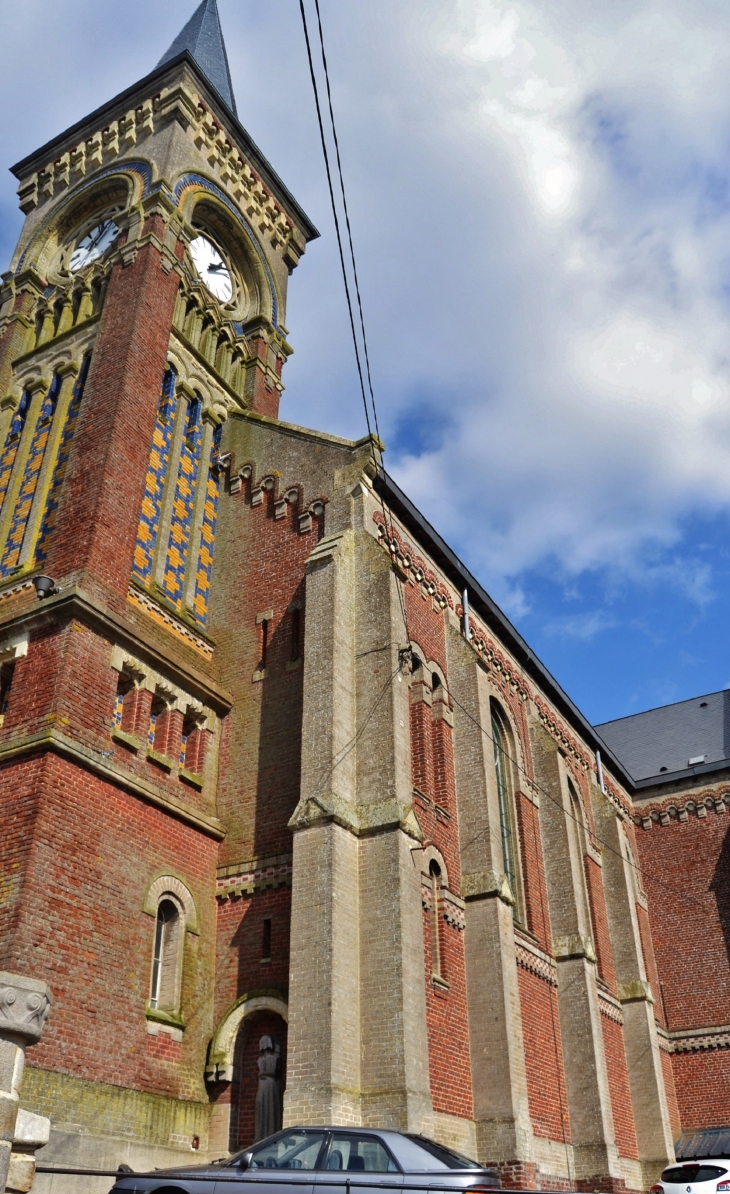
(3, 0), (730, 725)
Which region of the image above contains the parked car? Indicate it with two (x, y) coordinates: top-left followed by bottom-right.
(652, 1161), (730, 1194)
(109, 1126), (501, 1194)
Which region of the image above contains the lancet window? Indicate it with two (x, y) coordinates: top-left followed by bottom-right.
(490, 700), (523, 919)
(0, 354), (91, 579)
(131, 365), (224, 629)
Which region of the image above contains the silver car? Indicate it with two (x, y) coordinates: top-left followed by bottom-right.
(109, 1127), (501, 1194)
(652, 1160), (730, 1194)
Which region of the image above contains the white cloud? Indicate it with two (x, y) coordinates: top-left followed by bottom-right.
(3, 0), (730, 611)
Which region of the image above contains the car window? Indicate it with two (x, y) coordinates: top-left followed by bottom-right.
(326, 1134), (399, 1173)
(662, 1168), (730, 1185)
(247, 1130), (327, 1170)
(389, 1136), (480, 1171)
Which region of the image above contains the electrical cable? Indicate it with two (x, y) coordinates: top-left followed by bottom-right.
(311, 0), (381, 447)
(298, 0), (410, 645)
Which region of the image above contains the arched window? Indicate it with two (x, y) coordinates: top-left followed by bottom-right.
(566, 780), (594, 943)
(149, 896), (184, 1013)
(490, 702), (522, 918)
(429, 860), (442, 979)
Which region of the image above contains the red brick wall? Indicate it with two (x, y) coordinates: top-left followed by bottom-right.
(211, 467), (311, 864)
(516, 792), (552, 949)
(405, 582), (472, 1120)
(517, 966), (571, 1142)
(671, 1047), (730, 1132)
(0, 750), (217, 1101)
(600, 1013), (638, 1159)
(635, 811), (730, 1030)
(214, 887), (291, 1029)
(44, 227), (183, 610)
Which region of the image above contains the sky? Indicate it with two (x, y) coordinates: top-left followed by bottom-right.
(2, 0), (730, 725)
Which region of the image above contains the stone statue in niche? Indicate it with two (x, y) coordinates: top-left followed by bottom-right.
(254, 1034), (281, 1141)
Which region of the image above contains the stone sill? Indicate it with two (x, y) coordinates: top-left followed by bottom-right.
(431, 974), (450, 995)
(147, 747), (174, 772)
(179, 767), (204, 790)
(146, 1006), (185, 1041)
(112, 727), (142, 753)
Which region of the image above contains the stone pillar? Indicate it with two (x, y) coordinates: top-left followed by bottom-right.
(531, 727), (620, 1187)
(446, 625), (533, 1165)
(0, 972), (51, 1192)
(286, 518), (433, 1132)
(595, 797), (675, 1184)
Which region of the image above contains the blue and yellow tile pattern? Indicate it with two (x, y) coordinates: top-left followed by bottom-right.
(131, 369), (177, 586)
(0, 392), (32, 515)
(161, 396), (203, 609)
(35, 356), (91, 565)
(191, 424), (222, 629)
(1, 375), (62, 577)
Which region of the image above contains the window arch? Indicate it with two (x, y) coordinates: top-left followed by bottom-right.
(490, 700), (523, 919)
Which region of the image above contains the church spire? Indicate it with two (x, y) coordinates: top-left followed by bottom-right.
(157, 0), (237, 116)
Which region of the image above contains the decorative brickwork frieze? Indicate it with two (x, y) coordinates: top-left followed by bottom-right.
(215, 854), (293, 900)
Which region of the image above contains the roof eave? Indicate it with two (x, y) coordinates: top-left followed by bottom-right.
(11, 50), (319, 243)
(375, 468), (634, 792)
(632, 756), (730, 792)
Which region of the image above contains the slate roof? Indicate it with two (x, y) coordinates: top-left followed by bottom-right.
(158, 0), (237, 116)
(596, 689), (730, 785)
(675, 1127), (730, 1159)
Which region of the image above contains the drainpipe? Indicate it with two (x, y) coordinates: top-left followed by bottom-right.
(462, 589), (471, 643)
(596, 749), (606, 794)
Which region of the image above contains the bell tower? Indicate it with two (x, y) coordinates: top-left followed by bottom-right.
(0, 0), (317, 1172)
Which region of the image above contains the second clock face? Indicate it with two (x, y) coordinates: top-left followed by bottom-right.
(190, 234), (233, 303)
(69, 219), (119, 272)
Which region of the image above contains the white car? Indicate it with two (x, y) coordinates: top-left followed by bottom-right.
(652, 1161), (730, 1194)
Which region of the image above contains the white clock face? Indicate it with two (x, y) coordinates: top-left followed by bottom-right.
(69, 219), (119, 272)
(190, 234), (233, 303)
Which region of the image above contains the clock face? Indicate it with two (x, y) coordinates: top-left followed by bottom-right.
(190, 234), (233, 303)
(69, 219), (119, 272)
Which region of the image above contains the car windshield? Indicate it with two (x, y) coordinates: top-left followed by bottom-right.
(663, 1167), (730, 1184)
(394, 1135), (481, 1170)
(230, 1131), (326, 1170)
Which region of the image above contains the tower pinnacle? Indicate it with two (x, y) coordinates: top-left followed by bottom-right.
(157, 0), (237, 116)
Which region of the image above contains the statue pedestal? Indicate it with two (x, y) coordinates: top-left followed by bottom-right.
(6, 1111), (51, 1194)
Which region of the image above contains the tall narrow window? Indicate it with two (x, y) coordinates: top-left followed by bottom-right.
(259, 618), (269, 671)
(567, 781), (594, 944)
(1, 374), (64, 576)
(290, 608), (301, 662)
(262, 917), (272, 960)
(161, 392), (203, 607)
(191, 422), (222, 629)
(36, 355), (91, 565)
(149, 897), (183, 1011)
(132, 367), (177, 586)
(429, 861), (442, 978)
(491, 703), (520, 917)
(0, 661), (15, 727)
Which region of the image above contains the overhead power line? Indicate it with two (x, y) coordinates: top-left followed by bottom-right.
(298, 0), (410, 642)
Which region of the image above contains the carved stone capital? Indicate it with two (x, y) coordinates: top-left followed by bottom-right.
(0, 974), (52, 1044)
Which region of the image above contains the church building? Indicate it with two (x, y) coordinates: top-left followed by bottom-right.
(1, 4), (729, 1192)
